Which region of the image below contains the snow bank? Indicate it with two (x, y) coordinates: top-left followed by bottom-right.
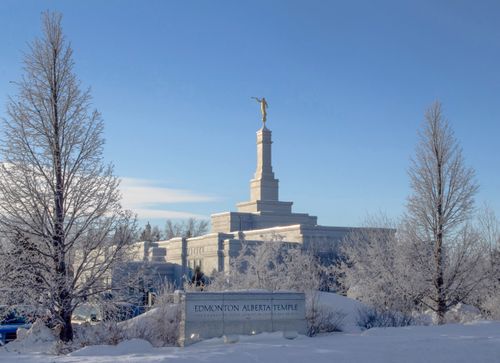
(3, 319), (58, 354)
(2, 321), (499, 363)
(119, 303), (180, 347)
(70, 338), (153, 357)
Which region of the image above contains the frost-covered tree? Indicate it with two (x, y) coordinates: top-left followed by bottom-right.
(140, 222), (153, 242)
(0, 12), (134, 341)
(151, 225), (162, 241)
(140, 222), (162, 242)
(339, 103), (489, 323)
(336, 213), (431, 315)
(407, 101), (481, 323)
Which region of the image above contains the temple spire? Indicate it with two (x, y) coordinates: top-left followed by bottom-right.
(236, 123), (294, 215)
(250, 126), (279, 201)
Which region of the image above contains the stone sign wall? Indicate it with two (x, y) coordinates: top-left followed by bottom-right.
(176, 291), (306, 346)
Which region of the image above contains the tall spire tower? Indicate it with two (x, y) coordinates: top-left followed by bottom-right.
(237, 123), (294, 215)
(250, 126), (279, 201)
(214, 96), (317, 229)
(237, 98), (296, 214)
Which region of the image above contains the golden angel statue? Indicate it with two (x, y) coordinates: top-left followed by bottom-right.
(251, 97), (268, 124)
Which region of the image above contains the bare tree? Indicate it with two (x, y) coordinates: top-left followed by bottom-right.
(407, 101), (481, 323)
(164, 218), (208, 239)
(0, 12), (135, 341)
(339, 103), (489, 324)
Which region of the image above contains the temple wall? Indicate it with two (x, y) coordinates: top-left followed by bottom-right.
(211, 212), (253, 233)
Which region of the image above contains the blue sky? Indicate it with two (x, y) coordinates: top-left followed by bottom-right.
(1, 0), (499, 227)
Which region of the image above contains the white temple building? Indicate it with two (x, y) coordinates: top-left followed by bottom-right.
(130, 124), (366, 287)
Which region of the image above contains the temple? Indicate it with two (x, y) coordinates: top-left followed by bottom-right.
(125, 124), (365, 287)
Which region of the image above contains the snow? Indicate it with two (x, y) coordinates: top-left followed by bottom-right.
(316, 291), (366, 332)
(118, 303), (180, 347)
(1, 322), (499, 363)
(70, 339), (153, 356)
(0, 293), (499, 363)
(3, 319), (58, 354)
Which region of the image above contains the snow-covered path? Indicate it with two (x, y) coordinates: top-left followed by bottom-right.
(1, 321), (499, 363)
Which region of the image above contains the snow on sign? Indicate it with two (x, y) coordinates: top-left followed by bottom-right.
(176, 291), (306, 346)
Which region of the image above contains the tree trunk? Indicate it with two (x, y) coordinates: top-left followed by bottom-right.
(435, 231), (446, 324)
(434, 143), (446, 324)
(51, 41), (73, 342)
(59, 308), (73, 342)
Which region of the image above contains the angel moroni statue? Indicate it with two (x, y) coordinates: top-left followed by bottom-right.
(251, 97), (269, 125)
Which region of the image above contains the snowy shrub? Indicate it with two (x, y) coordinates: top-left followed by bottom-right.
(444, 304), (482, 324)
(307, 306), (347, 336)
(74, 321), (124, 347)
(480, 292), (500, 320)
(356, 306), (416, 329)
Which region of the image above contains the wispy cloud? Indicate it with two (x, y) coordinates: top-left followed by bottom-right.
(119, 177), (217, 220)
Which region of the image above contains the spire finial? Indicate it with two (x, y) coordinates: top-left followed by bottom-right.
(251, 97), (269, 125)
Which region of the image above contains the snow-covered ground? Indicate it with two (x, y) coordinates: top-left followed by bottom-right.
(1, 293), (499, 363)
(1, 322), (499, 363)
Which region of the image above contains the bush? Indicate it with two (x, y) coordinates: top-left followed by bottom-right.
(307, 305), (347, 336)
(356, 306), (415, 329)
(73, 320), (124, 348)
